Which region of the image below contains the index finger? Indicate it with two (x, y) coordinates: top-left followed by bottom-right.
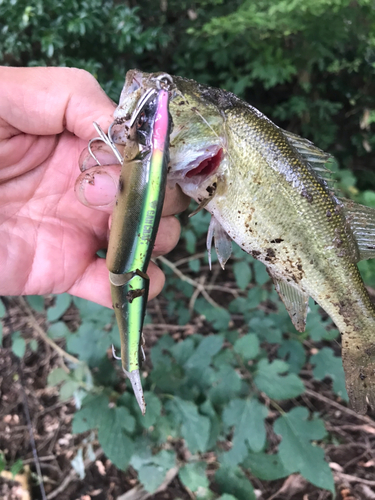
(0, 66), (115, 140)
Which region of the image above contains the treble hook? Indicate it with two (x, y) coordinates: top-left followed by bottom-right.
(88, 122), (124, 166)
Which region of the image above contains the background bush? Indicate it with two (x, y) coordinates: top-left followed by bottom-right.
(1, 0), (375, 498)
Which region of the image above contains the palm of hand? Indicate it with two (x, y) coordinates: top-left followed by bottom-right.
(0, 130), (109, 300)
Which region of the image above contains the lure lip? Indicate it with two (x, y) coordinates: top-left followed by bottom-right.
(124, 369), (146, 415)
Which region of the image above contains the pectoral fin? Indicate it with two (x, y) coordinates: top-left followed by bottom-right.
(342, 198), (375, 261)
(207, 216), (232, 270)
(272, 276), (309, 332)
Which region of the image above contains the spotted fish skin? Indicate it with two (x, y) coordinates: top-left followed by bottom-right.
(116, 70), (375, 415)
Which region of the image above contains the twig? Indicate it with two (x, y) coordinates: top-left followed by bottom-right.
(173, 252), (206, 267)
(305, 388), (375, 428)
(189, 275), (205, 313)
(46, 447), (103, 499)
(157, 256), (221, 308)
(18, 297), (80, 369)
(333, 471), (375, 487)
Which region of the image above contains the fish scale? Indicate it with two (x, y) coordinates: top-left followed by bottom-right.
(116, 70), (375, 415)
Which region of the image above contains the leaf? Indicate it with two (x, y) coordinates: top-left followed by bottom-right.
(274, 407), (334, 493)
(278, 339), (306, 374)
(310, 347), (348, 400)
(72, 394), (110, 434)
(215, 465), (256, 500)
(233, 334), (259, 360)
(131, 446), (176, 493)
(10, 459), (23, 477)
(71, 448), (85, 479)
(166, 397), (210, 453)
(208, 365), (242, 405)
(253, 260), (270, 285)
(98, 407), (135, 470)
(179, 462), (209, 492)
(48, 368), (69, 386)
(217, 496), (239, 500)
(29, 339), (38, 352)
(254, 359), (305, 399)
(47, 293), (72, 322)
(244, 452), (292, 480)
(222, 398), (268, 466)
(26, 295), (45, 312)
(194, 299), (231, 330)
(48, 321), (70, 339)
(139, 392), (162, 429)
(11, 332), (26, 358)
(233, 261), (252, 290)
(60, 380), (80, 400)
(0, 299), (5, 318)
(67, 323), (109, 366)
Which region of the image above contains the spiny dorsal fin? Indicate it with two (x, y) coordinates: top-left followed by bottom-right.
(342, 198), (375, 261)
(271, 275), (309, 332)
(283, 130), (336, 191)
(207, 216), (232, 270)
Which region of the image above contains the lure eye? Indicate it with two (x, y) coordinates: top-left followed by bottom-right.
(137, 111), (147, 129)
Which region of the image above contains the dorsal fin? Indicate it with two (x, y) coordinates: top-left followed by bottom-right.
(342, 198), (375, 261)
(283, 130), (336, 191)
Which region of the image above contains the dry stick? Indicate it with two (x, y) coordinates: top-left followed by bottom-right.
(189, 275), (206, 312)
(46, 447), (103, 500)
(305, 388), (375, 428)
(157, 256), (221, 308)
(334, 471), (375, 487)
(18, 297), (81, 369)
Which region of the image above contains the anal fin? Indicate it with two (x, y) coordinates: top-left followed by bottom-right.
(207, 216), (232, 270)
(342, 198), (375, 261)
(272, 276), (309, 332)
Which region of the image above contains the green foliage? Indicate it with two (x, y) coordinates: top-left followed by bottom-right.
(274, 407), (334, 493)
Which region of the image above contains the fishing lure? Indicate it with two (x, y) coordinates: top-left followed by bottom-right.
(88, 84), (171, 414)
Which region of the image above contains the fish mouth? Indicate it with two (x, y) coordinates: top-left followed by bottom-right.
(169, 145), (223, 184)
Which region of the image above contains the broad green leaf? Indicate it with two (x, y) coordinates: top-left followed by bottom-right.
(29, 339), (38, 352)
(98, 407), (134, 470)
(217, 496), (238, 500)
(131, 446), (176, 492)
(11, 332), (26, 358)
(278, 339), (306, 374)
(72, 394), (110, 434)
(48, 368), (69, 386)
(233, 261), (251, 290)
(138, 392), (161, 429)
(48, 321), (70, 339)
(47, 294), (72, 322)
(253, 260), (270, 285)
(274, 407), (334, 493)
(222, 398), (268, 465)
(26, 295), (45, 312)
(233, 334), (259, 360)
(244, 452), (292, 480)
(166, 397), (210, 453)
(248, 315), (282, 343)
(60, 380), (80, 400)
(10, 459), (23, 478)
(67, 323), (109, 366)
(73, 297), (114, 326)
(215, 465), (256, 500)
(310, 347), (348, 400)
(171, 337), (195, 365)
(189, 259), (201, 273)
(208, 365), (242, 405)
(194, 299), (231, 330)
(254, 359), (305, 399)
(179, 462), (209, 492)
(0, 300), (5, 318)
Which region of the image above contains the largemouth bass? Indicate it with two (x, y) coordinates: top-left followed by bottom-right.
(113, 70), (375, 415)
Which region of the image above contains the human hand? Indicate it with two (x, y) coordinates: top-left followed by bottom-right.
(0, 67), (189, 307)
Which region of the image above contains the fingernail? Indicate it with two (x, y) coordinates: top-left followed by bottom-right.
(80, 171), (118, 207)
